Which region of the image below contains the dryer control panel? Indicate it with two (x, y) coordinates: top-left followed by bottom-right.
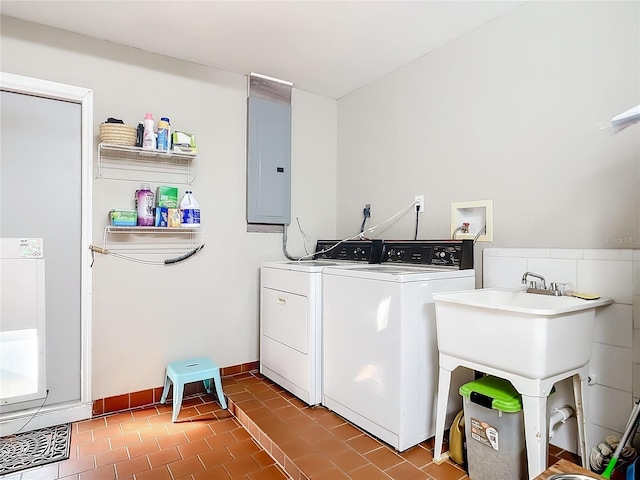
(382, 240), (473, 269)
(314, 239), (384, 263)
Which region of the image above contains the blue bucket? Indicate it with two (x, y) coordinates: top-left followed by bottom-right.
(628, 458), (640, 480)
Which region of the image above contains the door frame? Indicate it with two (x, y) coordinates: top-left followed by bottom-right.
(0, 72), (93, 434)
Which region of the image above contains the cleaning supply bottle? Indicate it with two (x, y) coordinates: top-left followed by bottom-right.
(179, 190), (200, 228)
(157, 119), (169, 152)
(142, 113), (155, 150)
(135, 183), (155, 226)
(161, 117), (171, 152)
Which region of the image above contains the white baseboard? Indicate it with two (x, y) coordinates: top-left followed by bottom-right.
(0, 401), (92, 436)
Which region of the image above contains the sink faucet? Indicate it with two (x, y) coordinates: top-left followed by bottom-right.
(521, 272), (547, 290)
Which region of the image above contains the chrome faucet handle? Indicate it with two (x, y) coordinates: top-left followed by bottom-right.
(549, 282), (566, 296)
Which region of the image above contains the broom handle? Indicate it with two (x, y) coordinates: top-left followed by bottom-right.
(602, 399), (640, 479)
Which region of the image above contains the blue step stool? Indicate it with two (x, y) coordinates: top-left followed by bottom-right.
(160, 357), (227, 422)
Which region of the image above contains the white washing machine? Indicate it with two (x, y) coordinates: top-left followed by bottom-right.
(322, 240), (476, 451)
(260, 240), (382, 405)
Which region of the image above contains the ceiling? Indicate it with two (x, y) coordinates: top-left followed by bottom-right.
(0, 1), (527, 99)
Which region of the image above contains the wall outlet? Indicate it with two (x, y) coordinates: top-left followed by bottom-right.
(415, 195), (424, 213)
(364, 204), (371, 218)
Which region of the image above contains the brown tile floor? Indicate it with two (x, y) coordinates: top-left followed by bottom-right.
(1, 371), (580, 480)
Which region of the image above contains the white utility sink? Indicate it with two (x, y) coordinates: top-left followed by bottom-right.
(433, 287), (612, 380)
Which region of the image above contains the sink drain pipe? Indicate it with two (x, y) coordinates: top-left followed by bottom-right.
(549, 405), (575, 439)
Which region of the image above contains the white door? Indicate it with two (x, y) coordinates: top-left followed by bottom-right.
(0, 74), (93, 434)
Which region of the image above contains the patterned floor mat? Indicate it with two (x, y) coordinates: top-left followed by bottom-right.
(0, 423), (71, 476)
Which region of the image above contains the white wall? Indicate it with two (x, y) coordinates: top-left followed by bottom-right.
(337, 1), (640, 250)
(0, 16), (337, 399)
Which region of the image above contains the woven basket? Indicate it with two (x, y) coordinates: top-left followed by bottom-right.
(99, 123), (137, 146)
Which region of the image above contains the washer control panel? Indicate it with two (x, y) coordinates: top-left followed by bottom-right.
(382, 240), (473, 269)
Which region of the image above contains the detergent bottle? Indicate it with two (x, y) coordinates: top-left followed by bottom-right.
(135, 183), (155, 226)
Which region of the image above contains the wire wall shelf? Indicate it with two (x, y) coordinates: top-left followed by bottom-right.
(97, 143), (199, 184)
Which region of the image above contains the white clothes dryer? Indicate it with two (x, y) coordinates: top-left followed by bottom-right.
(260, 240), (382, 405)
(321, 240), (476, 451)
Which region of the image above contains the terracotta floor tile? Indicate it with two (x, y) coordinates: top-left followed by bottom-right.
(312, 467), (352, 480)
(315, 412), (347, 429)
(195, 402), (222, 414)
(421, 459), (468, 480)
(210, 417), (240, 434)
(400, 445), (434, 468)
(36, 371), (576, 480)
(199, 445), (235, 468)
(230, 425), (252, 441)
(127, 438), (159, 458)
(273, 405), (305, 421)
(78, 464), (116, 480)
(385, 460), (430, 480)
(246, 464), (290, 480)
(94, 446), (128, 468)
(156, 431), (188, 450)
(71, 430), (93, 446)
(279, 438), (314, 460)
(251, 449), (276, 469)
(114, 455), (151, 477)
(148, 445), (182, 467)
(204, 431), (237, 449)
(226, 438), (262, 459)
(331, 423), (363, 441)
(77, 437), (110, 457)
(104, 411), (134, 426)
(346, 434), (383, 454)
(365, 446), (404, 470)
(107, 432), (139, 450)
(328, 448), (370, 473)
(138, 425), (169, 441)
(120, 418), (151, 433)
(193, 464), (232, 479)
(295, 454), (335, 476)
(132, 465), (173, 480)
(176, 437), (212, 459)
(167, 455), (205, 478)
(76, 417), (107, 433)
(184, 424), (214, 442)
(222, 456), (261, 477)
(348, 463), (393, 480)
(131, 407), (160, 420)
(147, 412), (173, 425)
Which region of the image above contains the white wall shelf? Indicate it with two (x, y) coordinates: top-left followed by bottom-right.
(97, 143), (199, 184)
(102, 226), (204, 253)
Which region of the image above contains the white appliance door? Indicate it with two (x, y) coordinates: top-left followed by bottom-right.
(323, 274), (401, 431)
(0, 238), (46, 405)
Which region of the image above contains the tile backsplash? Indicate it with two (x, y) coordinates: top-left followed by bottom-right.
(483, 248), (638, 453)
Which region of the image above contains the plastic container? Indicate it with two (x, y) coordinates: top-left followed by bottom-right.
(460, 376), (527, 480)
(142, 113), (155, 150)
(135, 183), (155, 226)
(157, 119), (169, 152)
(179, 190), (200, 228)
(161, 117), (171, 152)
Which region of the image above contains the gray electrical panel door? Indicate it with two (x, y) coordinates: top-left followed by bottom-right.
(246, 96), (291, 225)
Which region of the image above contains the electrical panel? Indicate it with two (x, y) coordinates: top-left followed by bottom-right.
(246, 75), (292, 225)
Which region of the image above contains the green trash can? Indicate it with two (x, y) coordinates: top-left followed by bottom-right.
(460, 375), (527, 480)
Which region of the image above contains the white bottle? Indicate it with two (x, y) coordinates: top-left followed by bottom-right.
(180, 190), (200, 228)
(142, 112), (155, 150)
